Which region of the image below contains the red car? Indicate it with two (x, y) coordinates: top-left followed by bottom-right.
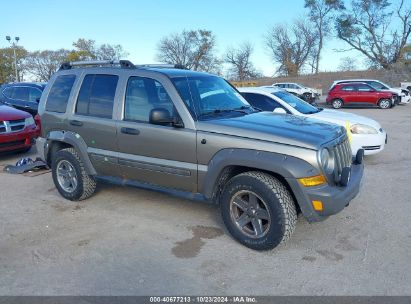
(326, 82), (395, 109)
(0, 104), (40, 153)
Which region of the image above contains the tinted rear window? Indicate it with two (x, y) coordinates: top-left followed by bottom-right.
(76, 74), (118, 119)
(46, 75), (76, 113)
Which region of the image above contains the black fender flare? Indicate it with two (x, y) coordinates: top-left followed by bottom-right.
(201, 148), (320, 200)
(46, 131), (97, 175)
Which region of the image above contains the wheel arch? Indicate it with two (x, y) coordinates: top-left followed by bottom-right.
(201, 149), (319, 207)
(46, 131), (97, 175)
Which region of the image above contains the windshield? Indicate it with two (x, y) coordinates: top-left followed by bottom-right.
(368, 81), (389, 90)
(171, 76), (252, 120)
(273, 91), (320, 114)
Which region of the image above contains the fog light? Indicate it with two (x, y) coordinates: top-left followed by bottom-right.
(312, 200), (323, 211)
(298, 175), (327, 187)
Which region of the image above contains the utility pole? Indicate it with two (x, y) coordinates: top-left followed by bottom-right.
(6, 36), (20, 82)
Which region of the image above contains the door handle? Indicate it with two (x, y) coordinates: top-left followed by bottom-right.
(69, 120), (83, 127)
(121, 127), (140, 135)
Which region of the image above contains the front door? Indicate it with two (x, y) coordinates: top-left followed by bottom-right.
(116, 76), (197, 192)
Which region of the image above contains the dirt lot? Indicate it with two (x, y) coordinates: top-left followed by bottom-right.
(0, 103), (410, 296)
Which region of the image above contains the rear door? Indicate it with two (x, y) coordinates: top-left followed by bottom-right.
(340, 84), (356, 104)
(67, 73), (120, 177)
(116, 75), (197, 192)
(8, 86), (29, 111)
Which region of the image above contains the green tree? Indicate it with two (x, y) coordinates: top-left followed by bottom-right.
(0, 46), (28, 83)
(336, 0), (411, 69)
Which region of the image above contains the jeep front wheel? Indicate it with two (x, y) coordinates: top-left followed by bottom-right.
(52, 148), (97, 201)
(220, 171), (297, 250)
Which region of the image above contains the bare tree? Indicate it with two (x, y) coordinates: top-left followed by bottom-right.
(336, 0), (411, 69)
(67, 38), (128, 62)
(305, 0), (345, 74)
(156, 29), (219, 72)
(266, 19), (317, 76)
(225, 42), (260, 81)
(338, 56), (358, 71)
(25, 49), (70, 82)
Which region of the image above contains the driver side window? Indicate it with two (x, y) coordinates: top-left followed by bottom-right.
(124, 77), (174, 123)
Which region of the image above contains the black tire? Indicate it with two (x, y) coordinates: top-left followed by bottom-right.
(51, 148), (96, 201)
(378, 98), (391, 109)
(220, 171), (297, 250)
(331, 99), (343, 109)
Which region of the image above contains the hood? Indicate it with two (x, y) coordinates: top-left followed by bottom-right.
(310, 109), (381, 130)
(196, 112), (344, 150)
(381, 88), (401, 94)
(0, 105), (30, 121)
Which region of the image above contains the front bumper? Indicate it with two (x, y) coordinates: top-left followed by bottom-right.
(0, 126), (39, 153)
(351, 130), (387, 156)
(400, 95), (411, 104)
(286, 162), (364, 222)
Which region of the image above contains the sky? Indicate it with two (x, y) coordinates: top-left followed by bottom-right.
(0, 0), (381, 76)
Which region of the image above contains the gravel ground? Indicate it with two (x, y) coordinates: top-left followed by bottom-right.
(0, 102), (410, 296)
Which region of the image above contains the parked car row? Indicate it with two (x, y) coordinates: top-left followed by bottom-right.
(326, 79), (410, 109)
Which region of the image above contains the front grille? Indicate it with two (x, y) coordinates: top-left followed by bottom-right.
(0, 140), (25, 148)
(0, 119), (25, 134)
(330, 137), (352, 183)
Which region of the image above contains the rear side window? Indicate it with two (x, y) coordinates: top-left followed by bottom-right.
(2, 87), (14, 98)
(76, 74), (118, 119)
(46, 75), (76, 113)
(243, 93), (282, 112)
(341, 85), (355, 91)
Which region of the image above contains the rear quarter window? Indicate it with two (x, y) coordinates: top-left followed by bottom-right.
(45, 75), (76, 113)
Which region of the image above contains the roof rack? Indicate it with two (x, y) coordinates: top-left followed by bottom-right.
(59, 60), (136, 70)
(59, 60), (186, 71)
(136, 64), (186, 69)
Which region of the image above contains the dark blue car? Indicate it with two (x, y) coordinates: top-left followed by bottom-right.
(0, 82), (46, 115)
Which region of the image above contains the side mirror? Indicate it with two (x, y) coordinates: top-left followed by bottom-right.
(273, 107), (287, 114)
(36, 98), (40, 103)
(149, 108), (184, 128)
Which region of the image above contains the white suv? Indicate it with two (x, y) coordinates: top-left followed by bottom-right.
(330, 79), (410, 105)
(273, 82), (319, 103)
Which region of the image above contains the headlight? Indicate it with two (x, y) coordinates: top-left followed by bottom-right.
(25, 116), (35, 127)
(319, 148), (334, 175)
(350, 124), (378, 134)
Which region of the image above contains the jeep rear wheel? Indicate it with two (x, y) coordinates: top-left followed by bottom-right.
(331, 99), (343, 109)
(52, 148), (97, 201)
(220, 171), (297, 250)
